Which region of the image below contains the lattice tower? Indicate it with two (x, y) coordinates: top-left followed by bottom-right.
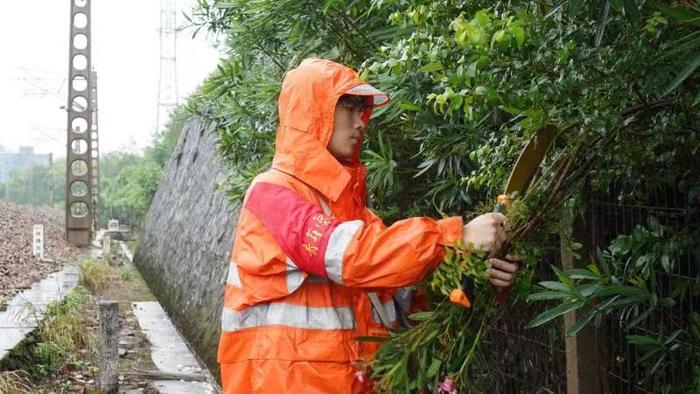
(156, 0), (178, 133)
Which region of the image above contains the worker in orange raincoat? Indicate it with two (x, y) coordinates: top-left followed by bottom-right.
(217, 58), (520, 393)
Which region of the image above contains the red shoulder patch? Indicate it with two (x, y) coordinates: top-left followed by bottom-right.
(244, 182), (339, 278)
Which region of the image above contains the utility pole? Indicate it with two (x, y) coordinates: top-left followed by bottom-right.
(156, 0), (178, 134)
(65, 0), (94, 246)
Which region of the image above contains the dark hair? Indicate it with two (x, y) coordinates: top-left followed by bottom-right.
(337, 94), (369, 110)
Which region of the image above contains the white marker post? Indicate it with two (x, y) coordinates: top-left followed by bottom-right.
(32, 224), (44, 259)
(103, 234), (111, 255)
(107, 220), (119, 232)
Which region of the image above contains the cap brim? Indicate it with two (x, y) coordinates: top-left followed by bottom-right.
(346, 84), (390, 107)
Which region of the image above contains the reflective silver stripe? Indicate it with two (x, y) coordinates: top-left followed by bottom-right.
(227, 262), (242, 287)
(394, 286), (414, 315)
(318, 196), (331, 215)
(221, 303), (356, 332)
(371, 299), (397, 326)
(286, 257), (304, 293)
(324, 220), (363, 284)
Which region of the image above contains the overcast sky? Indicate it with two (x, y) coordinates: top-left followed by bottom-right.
(0, 0), (221, 159)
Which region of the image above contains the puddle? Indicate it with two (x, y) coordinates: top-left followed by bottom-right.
(132, 301), (216, 393)
(0, 266), (79, 360)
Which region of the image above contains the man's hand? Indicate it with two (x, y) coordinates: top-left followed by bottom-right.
(487, 255), (522, 288)
(462, 212), (507, 254)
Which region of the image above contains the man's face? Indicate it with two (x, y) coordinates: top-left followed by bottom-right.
(328, 98), (367, 163)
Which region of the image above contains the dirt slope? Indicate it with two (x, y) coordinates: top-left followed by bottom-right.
(0, 201), (82, 303)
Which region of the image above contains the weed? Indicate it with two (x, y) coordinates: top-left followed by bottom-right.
(34, 286), (93, 376)
(0, 370), (33, 393)
(119, 266), (133, 281)
(40, 309), (89, 351)
(79, 259), (110, 292)
(44, 285), (87, 318)
(35, 341), (64, 375)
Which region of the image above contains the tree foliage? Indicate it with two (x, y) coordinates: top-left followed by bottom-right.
(0, 159), (65, 209)
(99, 105), (190, 229)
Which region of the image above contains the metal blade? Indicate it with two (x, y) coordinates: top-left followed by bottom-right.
(503, 125), (558, 196)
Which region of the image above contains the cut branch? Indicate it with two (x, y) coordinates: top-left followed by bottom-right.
(124, 368), (207, 382)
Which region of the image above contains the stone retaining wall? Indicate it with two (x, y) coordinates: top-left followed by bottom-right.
(133, 119), (237, 375)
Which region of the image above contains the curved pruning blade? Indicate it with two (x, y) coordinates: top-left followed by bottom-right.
(504, 125), (558, 196)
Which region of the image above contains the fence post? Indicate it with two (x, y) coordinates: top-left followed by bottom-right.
(98, 300), (119, 393)
(561, 205), (603, 393)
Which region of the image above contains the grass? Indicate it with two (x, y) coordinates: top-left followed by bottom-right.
(0, 284), (95, 389)
(0, 370), (32, 393)
(119, 266), (134, 281)
(35, 286), (93, 376)
(79, 258), (111, 292)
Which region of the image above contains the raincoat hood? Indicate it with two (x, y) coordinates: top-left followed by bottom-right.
(271, 58), (385, 203)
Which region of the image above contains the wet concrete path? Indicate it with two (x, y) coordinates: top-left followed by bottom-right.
(132, 301), (216, 393)
(0, 266), (79, 360)
(120, 241), (219, 393)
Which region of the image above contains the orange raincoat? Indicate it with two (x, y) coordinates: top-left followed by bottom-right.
(217, 58), (463, 393)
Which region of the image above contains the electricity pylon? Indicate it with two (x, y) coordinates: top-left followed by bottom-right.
(156, 0), (178, 134)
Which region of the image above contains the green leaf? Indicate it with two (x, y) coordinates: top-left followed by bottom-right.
(627, 307), (654, 328)
(566, 268), (600, 280)
(568, 0), (581, 17)
(399, 101), (420, 111)
(473, 9), (492, 27)
(426, 357), (442, 378)
(492, 29), (507, 45)
(552, 266), (576, 290)
(527, 291), (572, 301)
(418, 61), (443, 73)
(566, 309), (597, 336)
(638, 347), (662, 364)
(577, 283), (603, 297)
(510, 25), (525, 45)
(527, 300), (585, 329)
(408, 311), (434, 321)
(626, 335), (659, 345)
(664, 329), (682, 345)
(622, 0), (640, 20)
(658, 5), (700, 26)
(649, 353), (667, 376)
(593, 285), (646, 298)
(663, 54), (700, 96)
(610, 0), (623, 12)
(538, 281), (573, 292)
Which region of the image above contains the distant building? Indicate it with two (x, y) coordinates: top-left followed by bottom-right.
(0, 146), (50, 182)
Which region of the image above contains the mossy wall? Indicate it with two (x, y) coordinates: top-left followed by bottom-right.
(133, 119), (237, 375)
